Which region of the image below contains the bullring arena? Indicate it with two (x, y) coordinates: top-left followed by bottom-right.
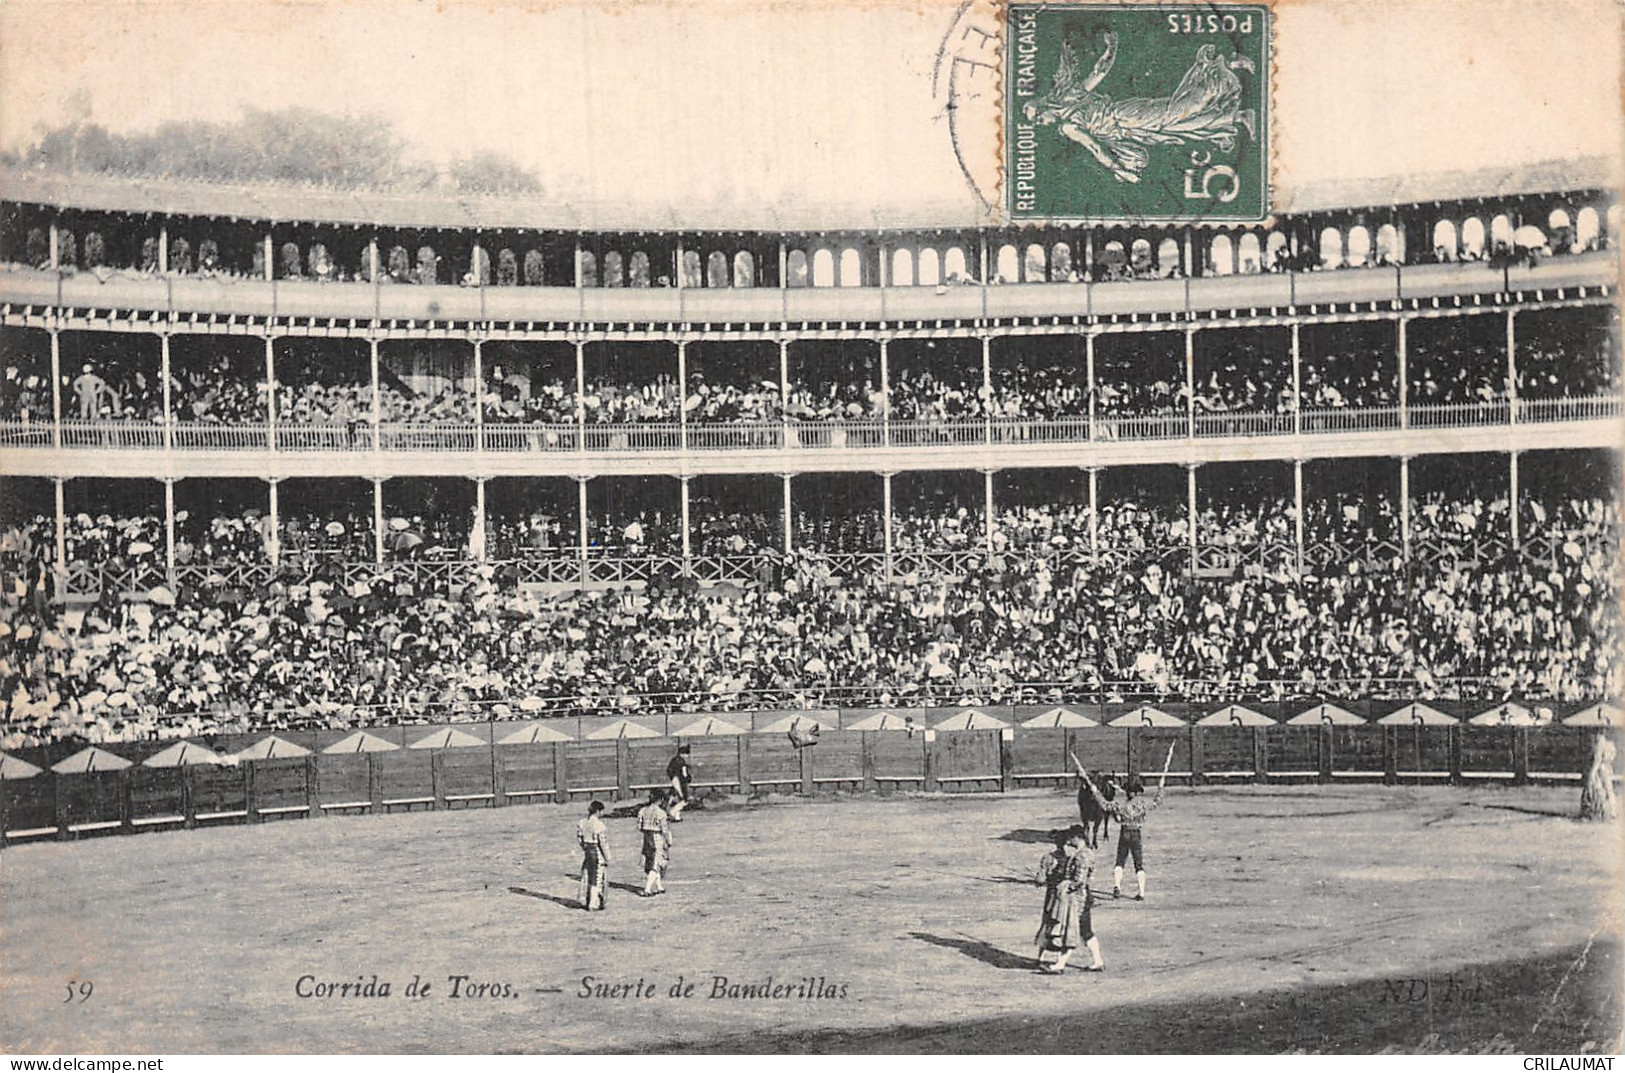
(1, 150), (1622, 1052)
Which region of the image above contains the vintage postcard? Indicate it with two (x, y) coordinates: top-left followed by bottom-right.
(0, 0), (1621, 1061)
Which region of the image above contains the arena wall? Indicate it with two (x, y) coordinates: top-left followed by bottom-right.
(3, 716), (1619, 845)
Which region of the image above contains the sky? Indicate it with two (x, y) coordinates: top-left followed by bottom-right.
(0, 0), (1620, 215)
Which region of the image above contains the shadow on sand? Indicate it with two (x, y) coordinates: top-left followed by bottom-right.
(645, 940), (1620, 1054)
(907, 931), (1034, 971)
(507, 886), (579, 910)
(996, 828), (1069, 844)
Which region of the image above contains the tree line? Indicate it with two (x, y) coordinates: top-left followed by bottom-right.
(2, 107), (543, 197)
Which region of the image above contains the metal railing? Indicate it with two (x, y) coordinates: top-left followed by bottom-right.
(785, 420), (886, 449)
(4, 392), (1618, 455)
(1406, 401), (1512, 429)
(481, 424), (582, 453)
(59, 420), (165, 448)
(1519, 395), (1624, 423)
(887, 421), (994, 448)
(2, 680), (1605, 736)
(46, 525), (1619, 602)
(1193, 410), (1295, 438)
(1299, 406), (1403, 433)
(989, 418), (1092, 444)
(172, 423), (272, 450)
(0, 420), (52, 446)
(377, 424), (478, 452)
(1092, 413), (1189, 441)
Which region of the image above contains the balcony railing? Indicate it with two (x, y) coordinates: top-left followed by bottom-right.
(1299, 407), (1402, 433)
(52, 528), (1605, 600)
(1519, 395), (1624, 423)
(1407, 401), (1512, 429)
(2, 394), (1617, 456)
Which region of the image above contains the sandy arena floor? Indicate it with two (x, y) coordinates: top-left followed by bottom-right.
(1, 783), (1619, 1053)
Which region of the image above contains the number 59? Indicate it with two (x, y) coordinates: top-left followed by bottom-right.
(65, 980), (93, 1003)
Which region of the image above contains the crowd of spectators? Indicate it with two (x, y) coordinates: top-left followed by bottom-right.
(8, 315), (1615, 430)
(1517, 333), (1621, 401)
(3, 489), (1617, 747)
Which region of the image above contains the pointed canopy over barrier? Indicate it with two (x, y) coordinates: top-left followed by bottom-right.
(585, 719), (662, 741)
(756, 714), (834, 734)
(409, 728), (488, 750)
(497, 723), (576, 745)
(934, 709), (1009, 731)
(234, 735), (312, 761)
(1196, 704), (1275, 727)
(1468, 702), (1538, 727)
(1107, 705), (1186, 728)
(674, 717), (747, 737)
(1022, 707), (1099, 729)
(846, 711), (920, 732)
(322, 731), (400, 754)
(142, 741), (230, 767)
(1563, 703), (1625, 727)
(51, 747), (133, 774)
(0, 751), (44, 779)
(1378, 702), (1459, 726)
(1286, 703), (1364, 726)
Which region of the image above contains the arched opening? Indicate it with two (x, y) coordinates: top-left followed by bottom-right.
(733, 251), (755, 288)
(1264, 231), (1288, 271)
(943, 246), (968, 282)
(1432, 220), (1458, 261)
(1210, 233), (1235, 275)
(629, 251), (651, 287)
(1461, 217), (1486, 258)
(891, 248), (915, 287)
(1237, 233), (1262, 273)
(839, 247), (863, 288)
(1375, 223), (1401, 265)
(1129, 238), (1153, 276)
(995, 243), (1019, 283)
(1158, 236), (1182, 278)
(812, 248), (836, 288)
(786, 249), (810, 288)
(1024, 243), (1047, 282)
(1100, 240), (1126, 278)
(1346, 225), (1371, 267)
(1317, 227), (1343, 269)
(1050, 242), (1073, 281)
(577, 250), (597, 287)
(1490, 213), (1514, 252)
(1514, 223), (1547, 251)
(1547, 208), (1573, 253)
(1607, 204), (1621, 247)
(1576, 207), (1601, 251)
(681, 249), (703, 289)
(602, 251), (624, 288)
(707, 251), (730, 288)
(918, 248), (941, 286)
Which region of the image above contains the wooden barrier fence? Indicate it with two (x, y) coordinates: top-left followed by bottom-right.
(2, 722), (1619, 845)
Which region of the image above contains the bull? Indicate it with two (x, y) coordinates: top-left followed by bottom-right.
(1075, 770), (1117, 849)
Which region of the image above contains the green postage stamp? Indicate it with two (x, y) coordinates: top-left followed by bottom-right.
(1008, 3), (1270, 222)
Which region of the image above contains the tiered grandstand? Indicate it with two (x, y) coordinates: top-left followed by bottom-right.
(0, 158), (1620, 769)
